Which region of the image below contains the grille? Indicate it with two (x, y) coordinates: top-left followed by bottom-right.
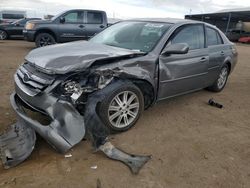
(16, 63), (55, 90)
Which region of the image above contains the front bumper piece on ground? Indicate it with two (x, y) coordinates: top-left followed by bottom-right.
(0, 92), (86, 169)
(0, 122), (36, 169)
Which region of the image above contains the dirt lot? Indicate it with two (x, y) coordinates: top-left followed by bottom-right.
(0, 40), (250, 188)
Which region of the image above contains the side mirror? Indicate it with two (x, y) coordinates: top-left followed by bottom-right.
(60, 17), (65, 24)
(161, 43), (189, 56)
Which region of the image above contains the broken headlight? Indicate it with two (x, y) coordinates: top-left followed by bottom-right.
(63, 80), (81, 94)
(61, 80), (84, 103)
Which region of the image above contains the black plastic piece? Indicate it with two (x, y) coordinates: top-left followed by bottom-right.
(208, 98), (223, 109)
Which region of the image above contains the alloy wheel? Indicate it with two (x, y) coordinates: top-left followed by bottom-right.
(217, 67), (228, 89)
(39, 36), (53, 46)
(0, 30), (7, 40)
(108, 91), (140, 128)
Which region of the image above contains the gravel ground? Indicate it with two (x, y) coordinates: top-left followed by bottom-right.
(0, 40), (250, 188)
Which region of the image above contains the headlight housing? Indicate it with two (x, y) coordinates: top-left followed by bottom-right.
(25, 22), (35, 30)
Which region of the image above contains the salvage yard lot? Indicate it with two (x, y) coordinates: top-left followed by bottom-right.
(0, 40), (250, 188)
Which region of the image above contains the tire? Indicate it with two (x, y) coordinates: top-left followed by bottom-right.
(207, 64), (229, 92)
(98, 81), (144, 132)
(0, 30), (8, 40)
(35, 33), (56, 47)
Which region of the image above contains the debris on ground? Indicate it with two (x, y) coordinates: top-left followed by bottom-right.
(64, 154), (72, 158)
(208, 98), (223, 109)
(91, 165), (98, 170)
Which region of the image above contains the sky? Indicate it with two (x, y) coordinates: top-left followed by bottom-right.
(0, 0), (250, 19)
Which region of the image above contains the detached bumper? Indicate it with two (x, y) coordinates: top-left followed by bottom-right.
(0, 122), (36, 169)
(10, 92), (86, 153)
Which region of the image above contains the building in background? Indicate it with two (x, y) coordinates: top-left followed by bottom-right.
(185, 8), (250, 33)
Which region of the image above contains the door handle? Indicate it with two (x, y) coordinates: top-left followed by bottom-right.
(220, 51), (225, 56)
(79, 25), (85, 28)
(100, 25), (105, 28)
(200, 57), (207, 62)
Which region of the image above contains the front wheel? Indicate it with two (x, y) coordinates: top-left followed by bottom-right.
(0, 30), (8, 40)
(99, 81), (144, 132)
(208, 64), (229, 92)
(35, 33), (56, 47)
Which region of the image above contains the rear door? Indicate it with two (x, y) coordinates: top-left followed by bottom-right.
(158, 24), (209, 99)
(58, 10), (85, 42)
(83, 11), (106, 39)
(205, 26), (227, 85)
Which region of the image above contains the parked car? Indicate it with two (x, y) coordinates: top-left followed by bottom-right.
(239, 36), (250, 43)
(0, 10), (26, 24)
(10, 18), (237, 156)
(23, 9), (108, 47)
(226, 29), (250, 42)
(0, 18), (41, 40)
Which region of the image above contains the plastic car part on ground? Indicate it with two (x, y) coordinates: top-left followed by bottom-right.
(0, 123), (36, 169)
(208, 98), (223, 109)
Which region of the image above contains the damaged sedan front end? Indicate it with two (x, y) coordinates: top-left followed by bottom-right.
(1, 37), (156, 171)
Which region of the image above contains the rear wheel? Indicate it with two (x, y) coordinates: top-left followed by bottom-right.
(0, 30), (8, 40)
(99, 81), (144, 132)
(208, 64), (229, 92)
(35, 33), (56, 47)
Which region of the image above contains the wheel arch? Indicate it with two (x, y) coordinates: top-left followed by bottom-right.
(223, 57), (232, 74)
(126, 78), (155, 109)
(34, 29), (57, 42)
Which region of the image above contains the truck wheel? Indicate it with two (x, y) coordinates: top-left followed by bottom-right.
(207, 64), (229, 92)
(0, 30), (8, 40)
(99, 81), (144, 132)
(35, 33), (56, 47)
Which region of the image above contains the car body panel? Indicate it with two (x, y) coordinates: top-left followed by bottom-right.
(158, 48), (209, 99)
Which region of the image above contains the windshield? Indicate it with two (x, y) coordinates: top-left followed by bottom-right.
(90, 21), (172, 52)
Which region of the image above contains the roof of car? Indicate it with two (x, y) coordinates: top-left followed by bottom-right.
(126, 18), (203, 24)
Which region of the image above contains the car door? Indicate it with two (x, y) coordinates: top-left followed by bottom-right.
(7, 19), (25, 37)
(158, 24), (209, 100)
(58, 10), (85, 42)
(205, 26), (227, 86)
(83, 11), (106, 39)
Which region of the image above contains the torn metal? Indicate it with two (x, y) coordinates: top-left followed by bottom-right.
(99, 142), (151, 174)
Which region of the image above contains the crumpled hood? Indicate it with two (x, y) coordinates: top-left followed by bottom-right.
(25, 41), (144, 74)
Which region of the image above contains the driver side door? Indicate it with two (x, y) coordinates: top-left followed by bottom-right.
(158, 24), (209, 100)
(58, 10), (86, 42)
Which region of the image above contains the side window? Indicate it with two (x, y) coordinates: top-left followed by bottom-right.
(171, 25), (205, 50)
(18, 19), (27, 26)
(87, 12), (103, 24)
(64, 11), (84, 23)
(206, 27), (223, 46)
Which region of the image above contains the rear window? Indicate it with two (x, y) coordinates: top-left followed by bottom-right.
(87, 12), (103, 24)
(2, 13), (24, 19)
(206, 27), (223, 46)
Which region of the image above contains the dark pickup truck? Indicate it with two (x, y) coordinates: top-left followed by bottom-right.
(23, 9), (108, 47)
